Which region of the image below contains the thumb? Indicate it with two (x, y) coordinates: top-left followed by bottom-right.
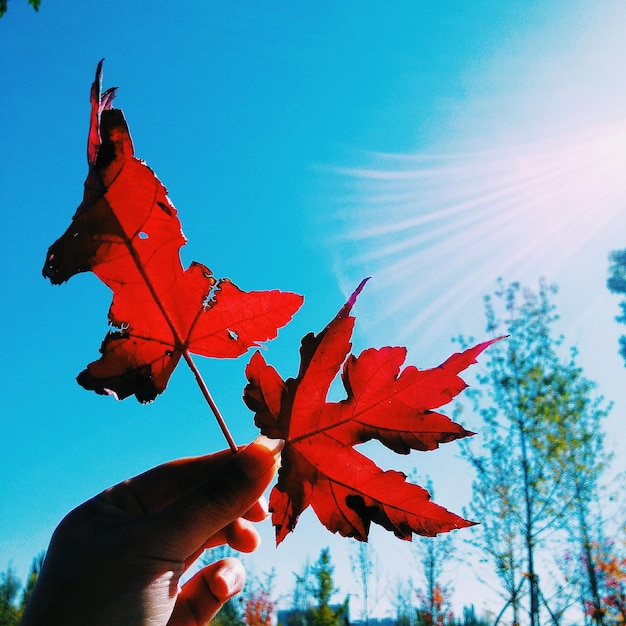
(142, 438), (280, 560)
(168, 557), (245, 625)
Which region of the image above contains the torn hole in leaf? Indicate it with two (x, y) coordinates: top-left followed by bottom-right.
(202, 280), (221, 308)
(138, 231), (149, 240)
(110, 322), (130, 333)
(227, 328), (239, 341)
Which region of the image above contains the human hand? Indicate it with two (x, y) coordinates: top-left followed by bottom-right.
(20, 437), (281, 626)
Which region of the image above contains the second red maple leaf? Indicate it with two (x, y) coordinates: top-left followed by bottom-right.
(244, 279), (499, 544)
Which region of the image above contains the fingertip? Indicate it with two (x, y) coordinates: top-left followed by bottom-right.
(209, 559), (246, 600)
(238, 437), (283, 480)
(172, 558), (246, 624)
(226, 518), (262, 553)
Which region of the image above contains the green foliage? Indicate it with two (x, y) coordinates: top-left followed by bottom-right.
(0, 0), (40, 18)
(311, 549), (348, 626)
(0, 554), (43, 625)
(0, 565), (21, 626)
(459, 279), (613, 626)
(213, 598), (245, 626)
(312, 549), (336, 609)
(607, 248), (626, 365)
(284, 549), (348, 626)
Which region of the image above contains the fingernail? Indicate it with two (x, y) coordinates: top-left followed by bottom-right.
(253, 435), (284, 460)
(216, 565), (242, 596)
(238, 436), (283, 479)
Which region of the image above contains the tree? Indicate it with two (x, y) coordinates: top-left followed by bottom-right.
(416, 583), (453, 626)
(291, 559), (316, 618)
(284, 560), (316, 626)
(393, 579), (417, 626)
(350, 540), (380, 625)
(457, 605), (492, 626)
(16, 553), (44, 621)
(460, 279), (612, 626)
(0, 0), (40, 18)
(414, 486), (455, 626)
(0, 554), (44, 626)
(531, 354), (612, 625)
(589, 533), (626, 623)
(243, 572), (276, 626)
(607, 248), (626, 365)
(244, 589), (274, 626)
(0, 565), (21, 626)
(283, 550), (348, 626)
(562, 531), (626, 625)
(310, 548), (348, 626)
(461, 428), (525, 626)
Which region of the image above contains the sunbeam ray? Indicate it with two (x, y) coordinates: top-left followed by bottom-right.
(329, 120), (626, 355)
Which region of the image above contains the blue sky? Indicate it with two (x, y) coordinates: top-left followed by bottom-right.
(2, 1), (626, 619)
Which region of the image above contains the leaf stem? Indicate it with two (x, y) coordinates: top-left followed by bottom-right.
(182, 349), (238, 454)
(120, 231), (237, 453)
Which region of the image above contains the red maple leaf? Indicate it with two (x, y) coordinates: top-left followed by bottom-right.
(244, 279), (499, 543)
(43, 61), (303, 410)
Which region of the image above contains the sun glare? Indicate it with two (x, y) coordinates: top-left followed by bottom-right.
(330, 119), (626, 352)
